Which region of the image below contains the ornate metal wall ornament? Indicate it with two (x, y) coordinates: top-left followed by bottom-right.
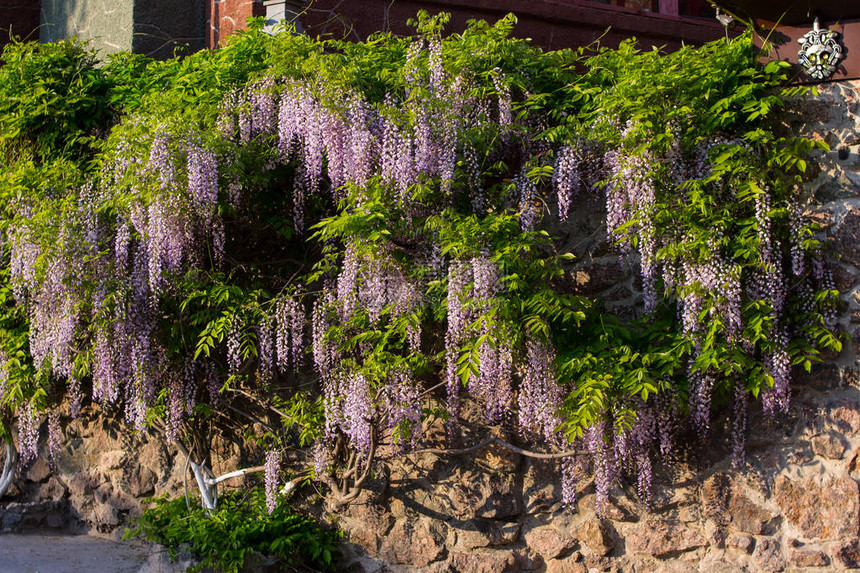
(797, 17), (845, 81)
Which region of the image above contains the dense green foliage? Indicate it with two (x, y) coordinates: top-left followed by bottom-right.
(128, 489), (339, 572)
(0, 11), (840, 527)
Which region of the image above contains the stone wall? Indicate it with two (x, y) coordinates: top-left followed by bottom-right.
(793, 80), (860, 376)
(335, 385), (860, 572)
(1, 402), (243, 535)
(40, 0), (134, 55)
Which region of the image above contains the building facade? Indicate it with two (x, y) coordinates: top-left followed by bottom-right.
(0, 1), (855, 84)
(0, 0), (726, 57)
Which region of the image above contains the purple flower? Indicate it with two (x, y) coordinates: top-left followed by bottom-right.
(18, 403), (39, 468)
(264, 449), (280, 514)
(47, 411), (61, 470)
(517, 338), (562, 443)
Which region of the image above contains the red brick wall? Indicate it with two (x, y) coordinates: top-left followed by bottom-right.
(207, 0), (265, 48)
(0, 0), (41, 51)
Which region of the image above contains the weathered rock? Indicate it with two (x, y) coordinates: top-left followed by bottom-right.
(524, 525), (576, 559)
(448, 550), (518, 573)
(343, 517), (379, 556)
(449, 470), (519, 519)
(838, 539), (860, 569)
(773, 475), (860, 540)
(348, 502), (395, 537)
(811, 432), (847, 459)
(603, 285), (633, 302)
(342, 555), (385, 573)
(572, 257), (627, 295)
(702, 473), (732, 526)
(378, 518), (446, 567)
(98, 450), (126, 471)
(93, 483), (113, 504)
(513, 547), (545, 570)
(125, 465), (157, 497)
(26, 458), (51, 483)
(729, 492), (776, 535)
(545, 553), (588, 573)
(138, 548), (197, 573)
(143, 440), (173, 476)
(789, 548), (831, 568)
(67, 473), (93, 497)
(451, 520), (493, 551)
(491, 521), (522, 546)
(523, 481), (559, 514)
(477, 438), (521, 473)
(0, 500), (70, 532)
(704, 521), (726, 549)
(834, 209), (860, 267)
(752, 538), (785, 572)
(93, 501), (121, 528)
(578, 518), (614, 557)
(626, 519), (706, 558)
(848, 448), (860, 477)
(452, 518), (521, 550)
(37, 476), (67, 502)
(795, 363), (842, 390)
(824, 401), (860, 435)
(726, 534), (755, 554)
(697, 555), (748, 573)
(702, 473), (775, 534)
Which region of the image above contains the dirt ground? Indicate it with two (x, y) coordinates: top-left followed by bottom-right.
(0, 533), (184, 573)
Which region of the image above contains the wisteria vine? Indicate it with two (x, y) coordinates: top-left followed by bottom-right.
(0, 14), (840, 513)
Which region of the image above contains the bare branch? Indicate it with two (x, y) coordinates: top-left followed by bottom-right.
(0, 440), (17, 499)
(226, 387), (289, 420)
(206, 464), (265, 486)
(224, 403), (276, 433)
(408, 436), (587, 460)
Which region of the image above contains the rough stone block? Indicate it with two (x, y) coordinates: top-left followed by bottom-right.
(838, 539), (860, 569)
(789, 548), (831, 568)
(447, 550), (518, 573)
(626, 519), (706, 558)
(811, 432), (847, 459)
(752, 538), (785, 572)
(835, 209), (860, 267)
(524, 525), (576, 559)
(727, 534), (755, 554)
(578, 518), (614, 557)
(26, 458), (51, 483)
(378, 518), (446, 567)
(449, 470), (519, 519)
(702, 473), (776, 534)
(773, 475), (860, 540)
